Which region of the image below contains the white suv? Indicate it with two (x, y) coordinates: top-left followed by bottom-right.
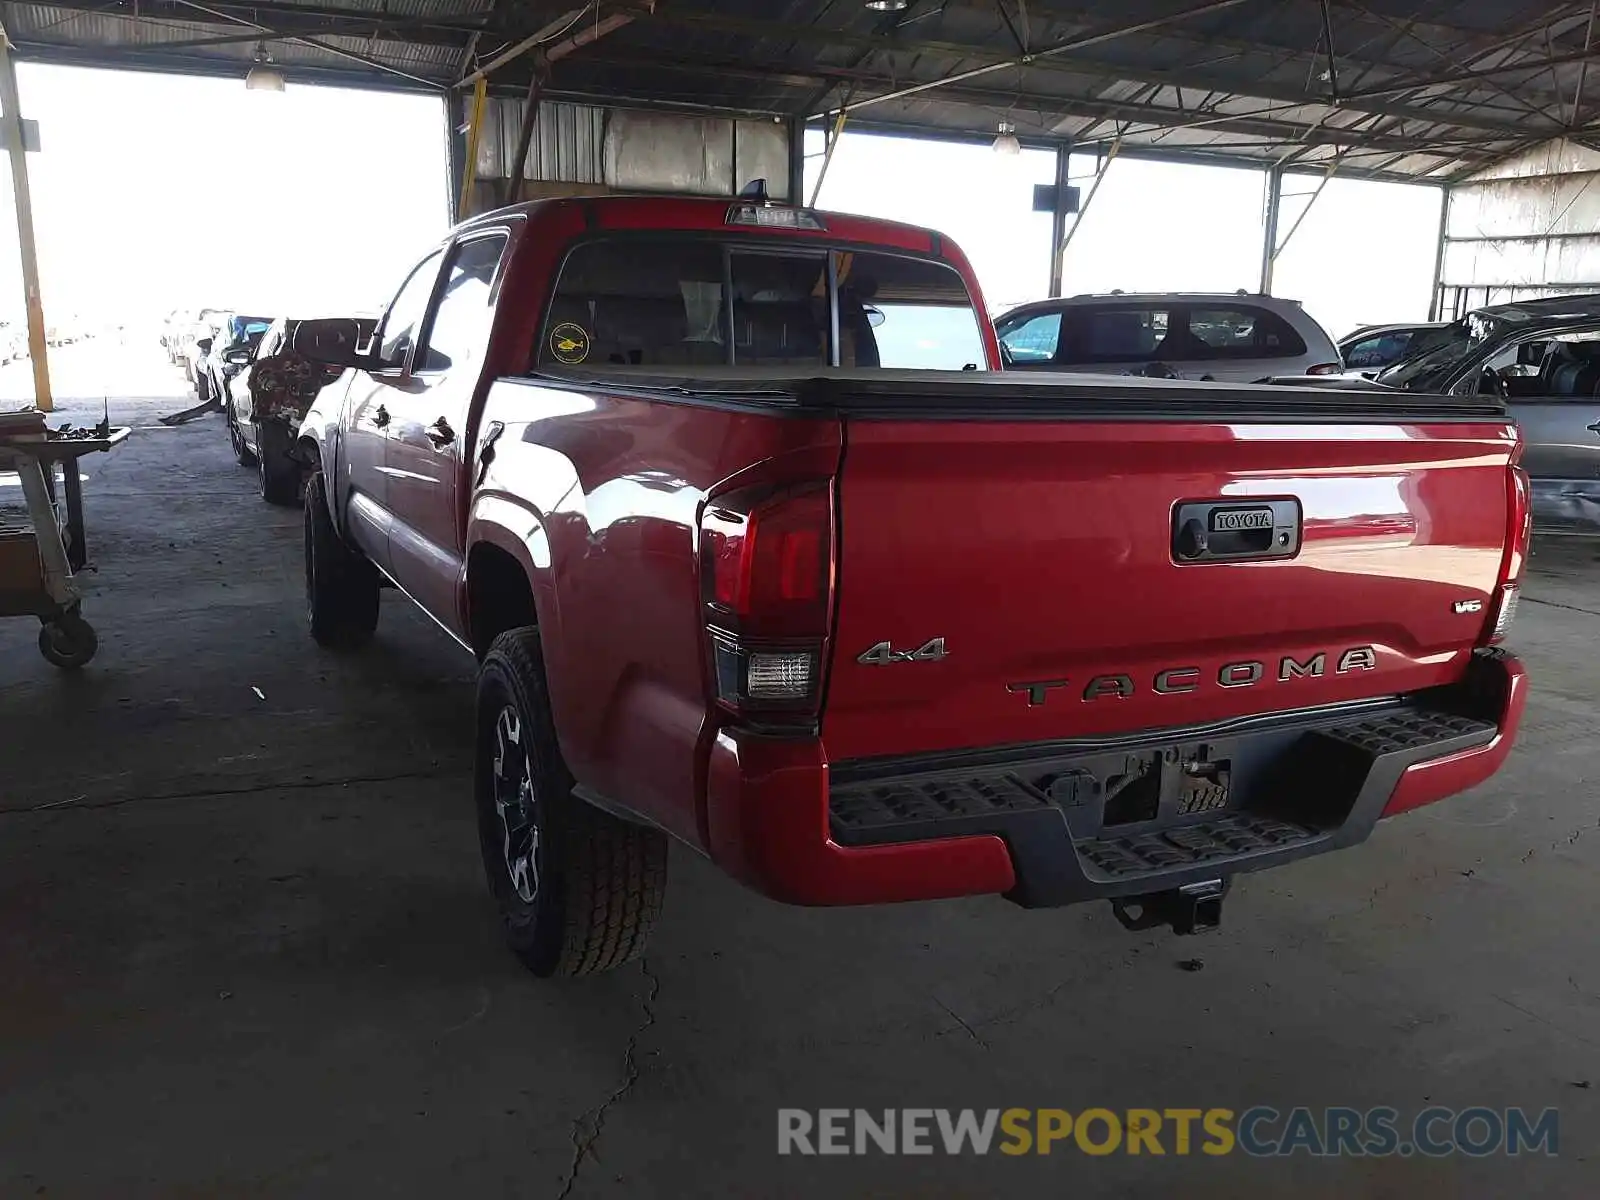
(995, 292), (1343, 383)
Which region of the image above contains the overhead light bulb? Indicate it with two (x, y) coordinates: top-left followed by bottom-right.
(865, 1), (910, 10)
(993, 121), (1022, 155)
(245, 43), (286, 92)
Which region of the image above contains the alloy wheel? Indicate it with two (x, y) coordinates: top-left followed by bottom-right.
(491, 704), (540, 904)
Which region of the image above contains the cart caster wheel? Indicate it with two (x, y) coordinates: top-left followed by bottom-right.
(39, 613), (99, 670)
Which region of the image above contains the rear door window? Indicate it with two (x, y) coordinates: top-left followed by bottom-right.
(1188, 307), (1307, 359)
(1058, 306), (1170, 364)
(538, 238), (983, 371)
(417, 233), (509, 374)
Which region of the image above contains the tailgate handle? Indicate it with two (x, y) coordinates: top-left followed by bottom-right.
(1173, 500), (1301, 564)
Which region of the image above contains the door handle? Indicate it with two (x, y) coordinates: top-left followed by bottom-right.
(475, 420), (505, 485)
(427, 417), (455, 447)
(373, 403), (390, 429)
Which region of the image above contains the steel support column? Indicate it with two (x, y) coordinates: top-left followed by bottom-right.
(0, 31), (51, 412)
(1048, 141), (1072, 297)
(808, 108), (847, 207)
(1059, 140), (1118, 263)
(444, 87), (467, 224)
(1428, 184), (1451, 320)
(1259, 164), (1283, 295)
(786, 116), (806, 204)
(502, 72), (542, 208)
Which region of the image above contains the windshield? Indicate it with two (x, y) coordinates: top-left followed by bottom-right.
(1375, 314), (1512, 389)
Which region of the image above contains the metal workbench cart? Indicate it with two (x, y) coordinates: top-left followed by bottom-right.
(0, 409), (128, 669)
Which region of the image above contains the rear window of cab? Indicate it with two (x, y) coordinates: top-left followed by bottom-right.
(536, 238), (988, 372)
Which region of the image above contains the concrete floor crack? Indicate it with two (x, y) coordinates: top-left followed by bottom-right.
(1525, 596), (1600, 619)
(553, 958), (660, 1200)
(0, 765), (460, 816)
(933, 995), (990, 1050)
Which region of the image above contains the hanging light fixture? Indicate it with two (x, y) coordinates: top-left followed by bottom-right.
(992, 121), (1021, 156)
(245, 42), (286, 92)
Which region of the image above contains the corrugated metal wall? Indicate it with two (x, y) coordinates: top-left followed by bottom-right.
(1440, 140), (1600, 318)
(471, 98), (791, 206)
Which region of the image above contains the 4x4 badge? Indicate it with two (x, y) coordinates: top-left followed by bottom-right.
(858, 638), (949, 666)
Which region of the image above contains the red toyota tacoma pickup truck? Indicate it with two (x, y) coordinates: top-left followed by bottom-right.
(291, 192), (1529, 979)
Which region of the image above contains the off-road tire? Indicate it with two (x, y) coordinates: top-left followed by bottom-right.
(303, 472), (378, 648)
(476, 628), (667, 978)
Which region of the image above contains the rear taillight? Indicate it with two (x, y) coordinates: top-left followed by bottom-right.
(1306, 362), (1343, 376)
(1484, 464), (1532, 646)
(700, 482), (834, 722)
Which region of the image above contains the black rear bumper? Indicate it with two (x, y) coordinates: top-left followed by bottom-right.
(828, 655), (1514, 908)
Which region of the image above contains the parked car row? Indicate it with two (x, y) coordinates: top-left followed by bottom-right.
(1283, 295), (1600, 537)
(993, 286), (1600, 541)
(0, 321), (26, 365)
(2, 313), (100, 364)
(165, 309), (376, 505)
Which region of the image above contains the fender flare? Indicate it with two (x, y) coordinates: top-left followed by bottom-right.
(465, 492), (561, 642)
(296, 402), (341, 527)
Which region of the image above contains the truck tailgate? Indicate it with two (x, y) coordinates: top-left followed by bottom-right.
(824, 417), (1517, 762)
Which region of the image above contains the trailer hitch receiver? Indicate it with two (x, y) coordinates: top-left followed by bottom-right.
(1111, 878), (1227, 936)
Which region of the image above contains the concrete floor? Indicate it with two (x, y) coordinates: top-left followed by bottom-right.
(1, 343), (1596, 1198)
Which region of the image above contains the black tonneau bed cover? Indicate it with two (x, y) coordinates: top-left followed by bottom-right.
(523, 367), (1508, 423)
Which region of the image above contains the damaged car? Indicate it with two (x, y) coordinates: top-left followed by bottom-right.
(225, 317), (347, 505)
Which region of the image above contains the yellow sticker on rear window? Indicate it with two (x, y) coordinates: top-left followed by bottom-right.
(549, 322), (590, 365)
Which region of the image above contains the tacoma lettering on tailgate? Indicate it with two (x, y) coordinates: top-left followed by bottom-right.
(1008, 646), (1378, 707)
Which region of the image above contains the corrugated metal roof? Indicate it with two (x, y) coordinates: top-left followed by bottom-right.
(1, 0), (1590, 181)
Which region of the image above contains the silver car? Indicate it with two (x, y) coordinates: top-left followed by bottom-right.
(995, 291), (1343, 383)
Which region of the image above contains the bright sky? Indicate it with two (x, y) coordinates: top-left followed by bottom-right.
(0, 65), (1440, 346)
(810, 131), (1445, 341)
(0, 64), (449, 327)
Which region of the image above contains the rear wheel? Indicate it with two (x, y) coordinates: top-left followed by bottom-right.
(476, 628), (667, 978)
(256, 423), (300, 506)
(303, 472), (378, 648)
(229, 415), (257, 467)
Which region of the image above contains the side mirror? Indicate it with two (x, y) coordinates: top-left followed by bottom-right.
(293, 317), (368, 369)
(196, 337), (214, 354)
(223, 347), (253, 365)
(863, 304), (886, 330)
